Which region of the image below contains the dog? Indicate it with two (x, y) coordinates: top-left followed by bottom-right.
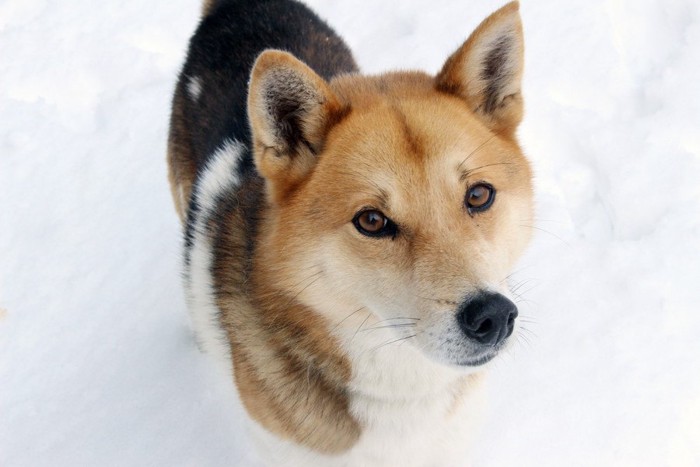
(167, 0), (533, 465)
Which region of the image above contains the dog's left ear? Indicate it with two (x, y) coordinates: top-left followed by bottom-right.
(436, 1), (524, 135)
(248, 50), (345, 204)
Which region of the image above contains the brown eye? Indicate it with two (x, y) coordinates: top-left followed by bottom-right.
(352, 210), (397, 238)
(466, 183), (495, 212)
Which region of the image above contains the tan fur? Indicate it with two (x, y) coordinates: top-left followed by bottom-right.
(167, 82), (196, 224)
(260, 71), (532, 322)
(201, 0), (217, 17)
(210, 176), (361, 453)
(169, 1), (532, 456)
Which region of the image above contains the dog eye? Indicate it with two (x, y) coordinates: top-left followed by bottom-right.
(353, 210), (397, 238)
(465, 183), (495, 213)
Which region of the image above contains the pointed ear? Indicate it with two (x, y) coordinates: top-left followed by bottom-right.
(248, 50), (345, 203)
(436, 1), (524, 135)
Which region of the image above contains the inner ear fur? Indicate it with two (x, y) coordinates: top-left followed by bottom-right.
(248, 50), (345, 203)
(436, 1), (524, 135)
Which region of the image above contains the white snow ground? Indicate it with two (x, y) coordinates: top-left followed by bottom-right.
(1, 0), (699, 465)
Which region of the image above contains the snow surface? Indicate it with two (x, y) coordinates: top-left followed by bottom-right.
(1, 0), (699, 465)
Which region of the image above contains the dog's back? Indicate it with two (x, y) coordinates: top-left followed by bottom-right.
(168, 0), (358, 220)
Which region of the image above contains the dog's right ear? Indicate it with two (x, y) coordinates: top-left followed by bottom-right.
(248, 50), (344, 204)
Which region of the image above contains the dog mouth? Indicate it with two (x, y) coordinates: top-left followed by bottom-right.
(456, 351), (498, 367)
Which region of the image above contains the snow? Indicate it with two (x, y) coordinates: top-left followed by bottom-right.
(1, 0), (699, 465)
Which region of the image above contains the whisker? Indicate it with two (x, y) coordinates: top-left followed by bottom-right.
(410, 292), (458, 306)
(519, 326), (538, 339)
(457, 134), (497, 172)
(374, 317), (421, 322)
(350, 312), (373, 341)
(286, 274), (322, 305)
(369, 334), (417, 353)
(359, 323), (418, 332)
(263, 269), (322, 301)
(500, 264), (538, 285)
(461, 162), (515, 182)
(514, 283), (540, 300)
(516, 332), (533, 349)
(510, 278), (537, 295)
(258, 270), (325, 324)
(331, 306), (367, 332)
(509, 286), (528, 304)
(519, 224), (571, 247)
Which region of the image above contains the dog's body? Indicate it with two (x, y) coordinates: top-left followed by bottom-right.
(168, 1), (533, 465)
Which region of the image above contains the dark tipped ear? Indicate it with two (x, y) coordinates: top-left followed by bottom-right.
(248, 50), (344, 203)
(436, 1), (524, 135)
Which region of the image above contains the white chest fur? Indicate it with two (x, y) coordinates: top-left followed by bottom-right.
(250, 329), (487, 467)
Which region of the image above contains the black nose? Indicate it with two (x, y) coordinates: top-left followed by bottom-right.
(457, 292), (518, 346)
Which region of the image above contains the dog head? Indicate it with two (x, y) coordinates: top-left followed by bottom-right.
(247, 2), (532, 368)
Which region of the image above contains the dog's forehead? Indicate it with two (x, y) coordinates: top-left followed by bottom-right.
(322, 91), (503, 197)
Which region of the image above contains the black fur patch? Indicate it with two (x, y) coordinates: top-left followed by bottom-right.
(481, 35), (513, 114)
(175, 0), (357, 180)
(174, 0), (358, 266)
(183, 193), (201, 267)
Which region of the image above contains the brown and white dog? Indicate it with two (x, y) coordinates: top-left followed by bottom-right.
(167, 0), (533, 465)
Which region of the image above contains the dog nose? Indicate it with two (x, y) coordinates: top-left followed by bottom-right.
(457, 292), (518, 347)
